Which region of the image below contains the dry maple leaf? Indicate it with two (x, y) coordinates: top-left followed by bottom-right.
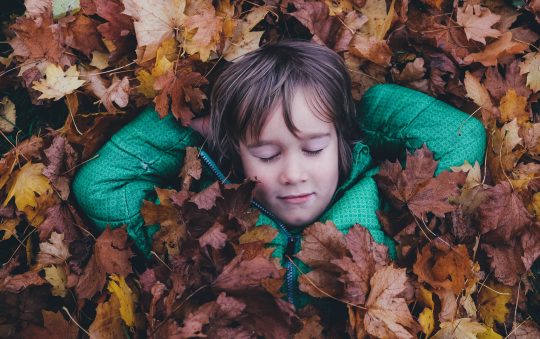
(223, 5), (269, 61)
(9, 14), (72, 67)
(95, 227), (134, 276)
(182, 2), (223, 61)
(213, 254), (281, 294)
(499, 89), (529, 124)
(413, 243), (476, 295)
(477, 181), (533, 241)
(0, 259), (47, 293)
(0, 97), (16, 133)
(296, 220), (347, 271)
(376, 145), (466, 220)
(331, 225), (389, 304)
(3, 161), (51, 211)
(481, 242), (525, 286)
(108, 274), (137, 327)
(431, 318), (489, 339)
(478, 282), (512, 327)
(58, 14), (106, 58)
(37, 231), (70, 266)
(89, 293), (125, 338)
(456, 4), (501, 44)
(464, 32), (528, 67)
(180, 146), (202, 191)
(519, 52), (540, 92)
(32, 63), (86, 101)
(364, 266), (420, 339)
(121, 0), (186, 63)
(99, 76), (130, 113)
(153, 62), (208, 126)
(19, 310), (79, 338)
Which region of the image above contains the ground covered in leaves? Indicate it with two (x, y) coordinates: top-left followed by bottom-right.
(0, 0), (540, 338)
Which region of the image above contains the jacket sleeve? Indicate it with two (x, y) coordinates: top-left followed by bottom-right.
(358, 84), (486, 174)
(71, 106), (202, 254)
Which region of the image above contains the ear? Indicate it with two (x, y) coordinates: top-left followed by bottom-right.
(190, 115), (211, 138)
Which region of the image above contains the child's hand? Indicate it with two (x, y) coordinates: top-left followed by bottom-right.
(190, 115), (210, 138)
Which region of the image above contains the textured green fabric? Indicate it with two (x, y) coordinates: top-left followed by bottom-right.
(71, 84), (486, 308)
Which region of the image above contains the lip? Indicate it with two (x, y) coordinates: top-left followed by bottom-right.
(279, 193), (314, 204)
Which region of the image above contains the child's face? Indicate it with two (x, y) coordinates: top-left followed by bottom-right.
(239, 88), (340, 227)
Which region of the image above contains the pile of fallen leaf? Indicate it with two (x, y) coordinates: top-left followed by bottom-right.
(0, 0), (540, 337)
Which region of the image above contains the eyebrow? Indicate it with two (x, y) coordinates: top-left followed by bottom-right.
(247, 132), (331, 148)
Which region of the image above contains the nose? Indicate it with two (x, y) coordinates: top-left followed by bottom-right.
(279, 156), (308, 185)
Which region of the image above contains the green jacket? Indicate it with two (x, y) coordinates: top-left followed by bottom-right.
(71, 84), (486, 307)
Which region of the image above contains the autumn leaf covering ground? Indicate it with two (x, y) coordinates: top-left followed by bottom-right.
(0, 0), (540, 337)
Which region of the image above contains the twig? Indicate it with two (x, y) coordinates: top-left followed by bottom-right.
(62, 306), (94, 338)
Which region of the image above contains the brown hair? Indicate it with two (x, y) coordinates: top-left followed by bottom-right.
(208, 39), (358, 180)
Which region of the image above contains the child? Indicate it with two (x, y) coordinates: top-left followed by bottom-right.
(71, 40), (486, 308)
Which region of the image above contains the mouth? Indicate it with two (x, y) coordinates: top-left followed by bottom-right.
(278, 193), (314, 204)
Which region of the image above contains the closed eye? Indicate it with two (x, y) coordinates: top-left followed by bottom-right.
(259, 149), (324, 162)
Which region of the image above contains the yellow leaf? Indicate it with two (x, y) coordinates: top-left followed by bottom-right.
(519, 52), (540, 93)
(223, 6), (268, 61)
(89, 294), (125, 339)
(477, 327), (503, 339)
(532, 192), (540, 222)
(451, 160), (482, 191)
(418, 286), (434, 309)
(376, 0), (395, 40)
(432, 318), (488, 339)
(499, 89), (529, 124)
(0, 218), (19, 240)
(359, 0), (388, 38)
(136, 40), (175, 98)
(478, 283), (512, 327)
(90, 51), (110, 70)
(32, 63), (86, 101)
(108, 274), (137, 327)
(43, 265), (67, 297)
(324, 0), (353, 16)
(464, 71), (495, 115)
(182, 1), (223, 61)
(3, 162), (51, 211)
(418, 307), (434, 337)
(0, 97), (16, 133)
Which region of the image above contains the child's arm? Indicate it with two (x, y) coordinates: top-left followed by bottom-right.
(71, 106), (202, 254)
(358, 84), (486, 173)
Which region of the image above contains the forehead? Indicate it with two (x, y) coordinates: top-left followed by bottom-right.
(244, 88), (334, 144)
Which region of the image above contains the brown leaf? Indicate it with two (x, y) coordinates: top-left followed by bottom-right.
(349, 33), (392, 66)
(9, 15), (72, 67)
(95, 227), (134, 276)
(482, 242), (525, 286)
(199, 222), (227, 249)
(153, 62), (208, 126)
(75, 254), (105, 298)
(508, 320), (540, 338)
(364, 266), (419, 339)
(20, 310), (79, 339)
(331, 225), (389, 304)
(477, 181), (533, 241)
(59, 14), (106, 58)
(464, 32), (528, 66)
(294, 315), (324, 339)
(520, 223), (540, 271)
(296, 221), (347, 271)
(37, 231), (70, 266)
(179, 147), (202, 192)
(89, 294), (125, 339)
(456, 4), (501, 44)
(189, 182), (221, 210)
(213, 255), (281, 294)
(413, 243), (475, 294)
(99, 76), (130, 113)
(0, 260), (47, 293)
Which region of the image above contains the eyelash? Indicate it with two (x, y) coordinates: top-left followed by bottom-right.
(259, 149), (323, 163)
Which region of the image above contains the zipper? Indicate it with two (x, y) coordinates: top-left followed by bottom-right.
(198, 149), (299, 306)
